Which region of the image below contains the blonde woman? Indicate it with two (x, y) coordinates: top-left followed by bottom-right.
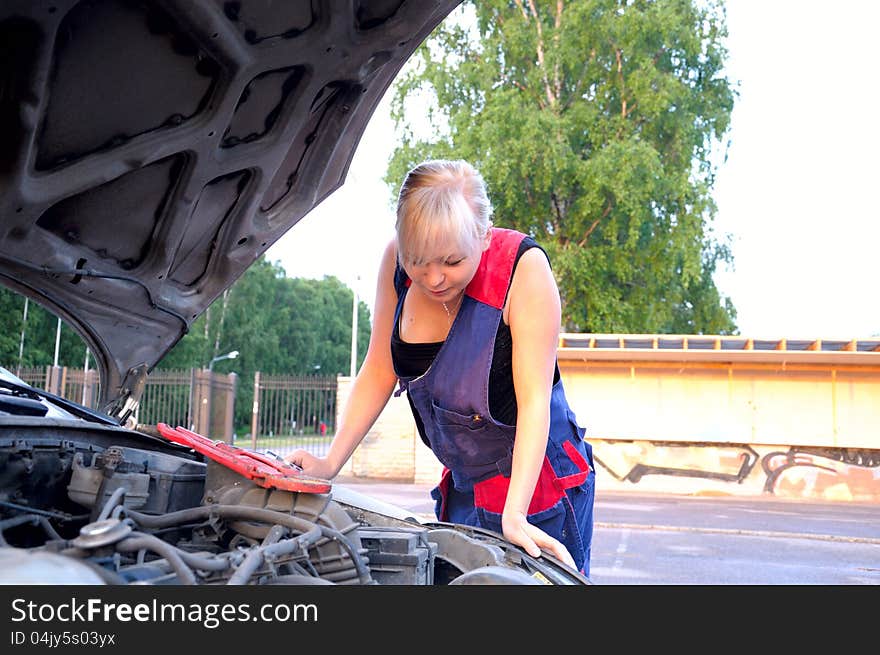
(286, 160), (595, 575)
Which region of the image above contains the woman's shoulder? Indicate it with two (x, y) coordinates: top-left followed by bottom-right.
(380, 238), (411, 294)
(488, 229), (549, 270)
(516, 236), (550, 267)
(381, 237), (397, 262)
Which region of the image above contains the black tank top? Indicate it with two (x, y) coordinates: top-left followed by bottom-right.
(391, 237), (549, 426)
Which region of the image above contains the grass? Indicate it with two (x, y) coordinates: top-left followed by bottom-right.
(233, 432), (332, 452)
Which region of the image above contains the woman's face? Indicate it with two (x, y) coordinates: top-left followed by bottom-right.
(403, 232), (489, 304)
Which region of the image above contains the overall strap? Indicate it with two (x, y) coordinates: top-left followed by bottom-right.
(393, 227), (528, 309)
(465, 228), (527, 309)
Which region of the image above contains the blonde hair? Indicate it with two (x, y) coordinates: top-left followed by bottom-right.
(395, 159), (493, 266)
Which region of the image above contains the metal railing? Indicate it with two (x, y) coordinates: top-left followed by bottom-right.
(249, 372), (337, 458)
(6, 365), (101, 407)
(3, 365), (337, 459)
(137, 368), (194, 430)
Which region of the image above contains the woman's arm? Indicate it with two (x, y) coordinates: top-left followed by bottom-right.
(500, 247), (576, 568)
(285, 239), (401, 478)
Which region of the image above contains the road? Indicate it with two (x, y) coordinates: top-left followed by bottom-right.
(590, 492), (880, 585)
(333, 477), (880, 585)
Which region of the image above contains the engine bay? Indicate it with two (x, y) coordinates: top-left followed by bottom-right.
(0, 428), (588, 586)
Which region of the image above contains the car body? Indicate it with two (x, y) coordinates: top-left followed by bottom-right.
(0, 0), (590, 585)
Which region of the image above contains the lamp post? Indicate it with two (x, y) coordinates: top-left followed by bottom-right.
(16, 298), (28, 376)
(204, 350), (238, 441)
(208, 350), (239, 372)
(53, 317), (61, 367)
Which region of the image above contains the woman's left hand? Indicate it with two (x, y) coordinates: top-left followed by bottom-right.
(501, 511), (577, 570)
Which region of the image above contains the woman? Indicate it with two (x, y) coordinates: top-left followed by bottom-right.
(286, 159), (595, 574)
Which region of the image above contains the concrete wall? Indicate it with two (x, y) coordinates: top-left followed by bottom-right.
(558, 359), (880, 502)
(336, 376), (443, 484)
(559, 361), (880, 449)
(334, 349), (880, 502)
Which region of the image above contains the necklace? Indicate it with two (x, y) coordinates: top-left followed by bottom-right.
(442, 293), (464, 326)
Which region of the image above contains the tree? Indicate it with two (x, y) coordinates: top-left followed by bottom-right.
(0, 288), (93, 370)
(157, 258), (370, 375)
(386, 0), (738, 334)
(0, 257), (371, 434)
(156, 257), (371, 432)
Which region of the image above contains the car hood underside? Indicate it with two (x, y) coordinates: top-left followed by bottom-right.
(0, 0), (459, 415)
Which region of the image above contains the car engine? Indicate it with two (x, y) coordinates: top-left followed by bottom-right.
(0, 427), (589, 586)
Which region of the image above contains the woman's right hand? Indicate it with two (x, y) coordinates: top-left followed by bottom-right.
(283, 449), (338, 480)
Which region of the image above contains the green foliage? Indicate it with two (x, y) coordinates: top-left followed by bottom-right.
(0, 258), (371, 433)
(0, 289), (96, 370)
(155, 257), (371, 432)
(386, 0), (738, 334)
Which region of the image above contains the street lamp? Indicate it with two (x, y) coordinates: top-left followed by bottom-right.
(208, 350), (239, 372)
(202, 349), (239, 442)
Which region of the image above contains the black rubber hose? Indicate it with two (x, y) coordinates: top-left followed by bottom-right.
(123, 505), (372, 584)
(227, 526), (322, 585)
(115, 534), (197, 584)
(126, 531), (230, 573)
(0, 514), (63, 546)
(266, 575), (335, 585)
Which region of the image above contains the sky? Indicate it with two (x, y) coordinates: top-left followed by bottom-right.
(267, 0), (880, 339)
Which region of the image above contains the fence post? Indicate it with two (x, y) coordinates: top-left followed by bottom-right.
(191, 369), (211, 435)
(84, 369), (98, 408)
(187, 368), (195, 430)
(206, 370), (214, 439)
(251, 371), (260, 450)
(46, 365), (63, 396)
(224, 372), (237, 444)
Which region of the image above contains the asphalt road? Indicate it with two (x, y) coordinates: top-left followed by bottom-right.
(590, 492), (880, 585)
(333, 477), (880, 585)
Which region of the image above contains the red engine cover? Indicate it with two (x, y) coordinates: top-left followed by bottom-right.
(156, 423), (331, 494)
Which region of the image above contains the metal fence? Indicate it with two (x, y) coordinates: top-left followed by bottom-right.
(248, 372), (337, 458)
(4, 364), (337, 459)
(12, 366), (53, 392)
(63, 367), (101, 408)
(8, 365), (101, 407)
(137, 368), (193, 429)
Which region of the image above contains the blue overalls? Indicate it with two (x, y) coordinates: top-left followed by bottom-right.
(392, 228), (596, 575)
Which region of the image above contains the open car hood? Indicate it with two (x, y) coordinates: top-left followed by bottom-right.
(0, 0), (459, 418)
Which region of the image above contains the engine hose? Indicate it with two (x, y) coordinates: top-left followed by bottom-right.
(0, 514), (63, 546)
(227, 526), (323, 585)
(262, 524), (287, 546)
(96, 487), (128, 522)
(308, 558), (369, 576)
(316, 568), (362, 584)
(123, 505), (373, 584)
(115, 534), (197, 584)
(127, 532), (231, 573)
(309, 527), (371, 584)
(0, 500), (88, 523)
(266, 575), (335, 585)
(79, 560), (127, 585)
(286, 558), (319, 578)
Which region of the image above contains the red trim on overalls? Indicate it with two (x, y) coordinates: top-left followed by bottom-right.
(436, 467), (452, 521)
(465, 228), (525, 309)
(398, 228), (524, 309)
(471, 441), (590, 515)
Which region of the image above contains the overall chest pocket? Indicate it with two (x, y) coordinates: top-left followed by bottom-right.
(429, 402), (512, 472)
